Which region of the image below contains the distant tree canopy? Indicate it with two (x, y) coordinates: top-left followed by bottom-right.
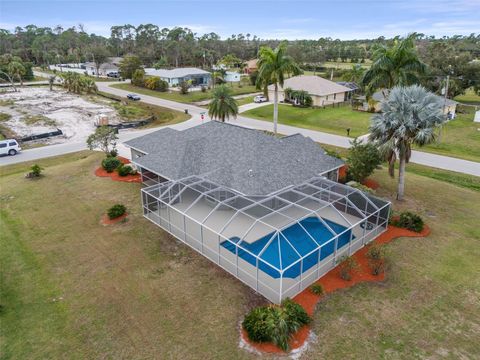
(0, 25), (478, 95)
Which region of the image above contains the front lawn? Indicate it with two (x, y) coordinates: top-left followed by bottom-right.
(243, 103), (371, 137)
(1, 151), (479, 358)
(418, 106), (480, 163)
(95, 91), (190, 127)
(111, 83), (259, 104)
(454, 88), (480, 105)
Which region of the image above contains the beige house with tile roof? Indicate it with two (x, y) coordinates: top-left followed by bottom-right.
(268, 75), (353, 107)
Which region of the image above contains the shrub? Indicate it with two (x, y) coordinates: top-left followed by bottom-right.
(117, 164), (133, 177)
(201, 85), (207, 93)
(144, 76), (168, 92)
(30, 164), (43, 177)
(309, 283), (324, 296)
(179, 81), (190, 94)
(366, 243), (386, 275)
(391, 211), (424, 232)
(108, 149), (118, 158)
(107, 204), (126, 220)
(338, 255), (359, 281)
(242, 299), (311, 351)
(101, 157), (121, 173)
(346, 138), (382, 182)
(131, 69), (145, 87)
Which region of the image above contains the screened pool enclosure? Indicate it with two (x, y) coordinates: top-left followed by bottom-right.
(142, 175), (391, 303)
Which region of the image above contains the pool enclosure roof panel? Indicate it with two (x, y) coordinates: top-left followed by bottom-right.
(142, 174), (390, 274)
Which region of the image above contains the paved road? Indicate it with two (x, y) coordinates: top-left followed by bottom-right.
(2, 76), (480, 178)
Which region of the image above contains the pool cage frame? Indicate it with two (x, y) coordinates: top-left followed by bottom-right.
(141, 174), (391, 304)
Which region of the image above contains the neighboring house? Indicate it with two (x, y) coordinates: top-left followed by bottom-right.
(84, 57), (122, 76)
(336, 81), (360, 100)
(125, 121), (391, 303)
(144, 67), (211, 86)
(268, 75), (354, 107)
(244, 59), (258, 74)
(224, 71), (241, 82)
(357, 90), (458, 116)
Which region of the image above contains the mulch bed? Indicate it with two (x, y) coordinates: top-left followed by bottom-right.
(100, 213), (128, 225)
(94, 156), (141, 183)
(362, 178), (380, 190)
(241, 224), (431, 355)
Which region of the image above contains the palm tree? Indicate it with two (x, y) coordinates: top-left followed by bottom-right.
(256, 42), (302, 134)
(343, 64), (365, 84)
(82, 77), (98, 94)
(7, 61), (26, 86)
(208, 85), (238, 122)
(369, 85), (445, 200)
(361, 34), (426, 95)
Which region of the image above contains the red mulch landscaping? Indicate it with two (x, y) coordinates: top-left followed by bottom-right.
(94, 156), (142, 183)
(100, 213), (128, 225)
(362, 178), (380, 190)
(241, 224), (430, 355)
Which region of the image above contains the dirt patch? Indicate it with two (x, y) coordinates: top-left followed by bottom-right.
(0, 87), (122, 143)
(100, 213), (128, 225)
(241, 224), (431, 355)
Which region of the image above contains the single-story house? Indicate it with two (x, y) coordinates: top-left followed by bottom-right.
(144, 67), (211, 86)
(356, 90), (458, 116)
(244, 59), (258, 74)
(268, 75), (354, 107)
(124, 121), (391, 303)
(85, 57), (122, 76)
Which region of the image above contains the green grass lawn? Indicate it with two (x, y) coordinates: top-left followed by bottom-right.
(111, 83), (259, 104)
(95, 92), (191, 127)
(1, 151), (479, 359)
(418, 106), (480, 163)
(236, 96), (255, 106)
(243, 103), (371, 137)
(454, 88), (480, 105)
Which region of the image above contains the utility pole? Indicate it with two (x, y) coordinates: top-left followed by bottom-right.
(439, 71), (451, 143)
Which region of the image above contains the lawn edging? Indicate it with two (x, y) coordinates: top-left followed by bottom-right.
(240, 224), (431, 355)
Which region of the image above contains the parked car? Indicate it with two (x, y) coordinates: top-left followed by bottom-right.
(254, 95), (267, 103)
(127, 94), (141, 101)
(107, 71), (119, 78)
(0, 139), (21, 156)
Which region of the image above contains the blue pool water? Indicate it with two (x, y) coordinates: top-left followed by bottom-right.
(220, 217), (353, 278)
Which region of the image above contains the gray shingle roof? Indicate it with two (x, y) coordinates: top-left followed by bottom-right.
(125, 122), (343, 196)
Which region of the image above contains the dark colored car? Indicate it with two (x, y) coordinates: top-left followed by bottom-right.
(127, 94), (141, 101)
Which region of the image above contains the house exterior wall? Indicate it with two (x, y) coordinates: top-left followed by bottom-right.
(269, 90), (349, 107)
(161, 74), (212, 86)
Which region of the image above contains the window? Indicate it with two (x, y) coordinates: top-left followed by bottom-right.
(334, 93), (337, 100)
(9, 141), (17, 146)
(0, 143), (6, 148)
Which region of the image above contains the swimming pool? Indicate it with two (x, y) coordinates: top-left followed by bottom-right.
(220, 217), (353, 278)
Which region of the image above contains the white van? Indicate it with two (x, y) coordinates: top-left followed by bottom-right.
(0, 139), (21, 156)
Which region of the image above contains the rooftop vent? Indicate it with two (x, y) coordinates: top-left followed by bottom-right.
(248, 169), (254, 177)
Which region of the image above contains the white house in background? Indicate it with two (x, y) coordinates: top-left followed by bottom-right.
(144, 67), (211, 86)
(268, 75), (353, 107)
(224, 71), (241, 82)
(84, 57), (123, 76)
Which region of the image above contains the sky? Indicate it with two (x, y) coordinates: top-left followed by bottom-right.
(1, 0), (479, 40)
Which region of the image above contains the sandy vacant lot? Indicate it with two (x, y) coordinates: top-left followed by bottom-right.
(0, 87), (122, 143)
